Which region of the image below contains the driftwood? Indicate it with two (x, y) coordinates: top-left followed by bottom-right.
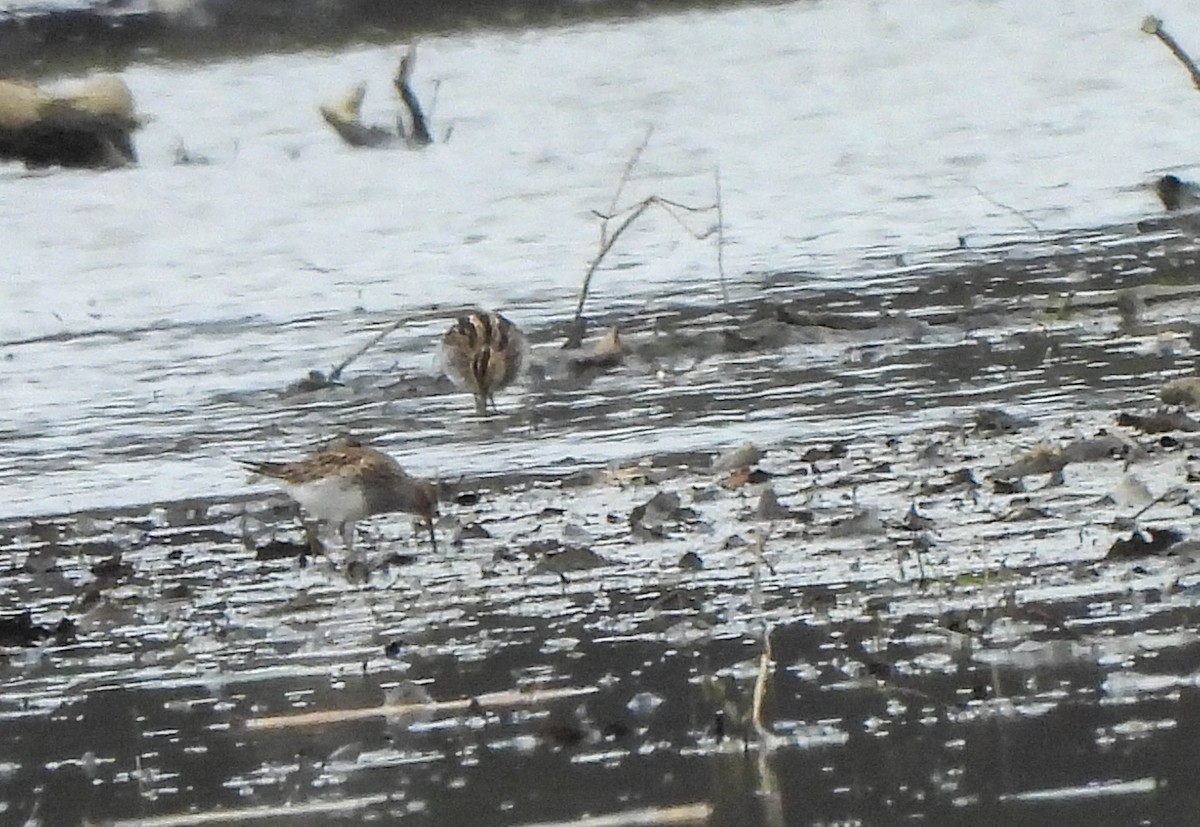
(319, 47), (434, 148)
(394, 48), (432, 146)
(318, 82), (393, 148)
(0, 75), (140, 168)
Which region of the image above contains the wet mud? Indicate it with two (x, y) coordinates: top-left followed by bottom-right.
(6, 219), (1200, 825)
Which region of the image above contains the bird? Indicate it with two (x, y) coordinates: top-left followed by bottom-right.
(440, 310), (527, 415)
(242, 438), (439, 551)
(1155, 174), (1200, 212)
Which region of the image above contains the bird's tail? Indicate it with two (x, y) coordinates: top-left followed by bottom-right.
(239, 460), (290, 480)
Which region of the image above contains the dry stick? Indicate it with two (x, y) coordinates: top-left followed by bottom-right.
(327, 317), (407, 382)
(602, 126), (655, 250)
(573, 196), (717, 325)
(395, 47), (433, 146)
(1143, 16), (1200, 91)
(507, 803), (714, 827)
(246, 684), (597, 731)
(969, 183), (1041, 235)
(749, 528), (784, 827)
(106, 794), (391, 827)
(748, 527), (773, 738)
(565, 129), (654, 347)
(750, 625), (773, 736)
(715, 166), (729, 306)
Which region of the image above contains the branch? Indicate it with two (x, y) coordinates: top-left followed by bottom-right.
(602, 126), (654, 249)
(394, 47), (433, 146)
(572, 196), (718, 329)
(715, 166), (729, 305)
(1143, 16), (1200, 91)
(328, 317), (407, 382)
(968, 184), (1041, 235)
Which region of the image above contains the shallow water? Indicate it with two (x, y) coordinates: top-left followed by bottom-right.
(3, 0), (1200, 516)
(5, 1), (1200, 825)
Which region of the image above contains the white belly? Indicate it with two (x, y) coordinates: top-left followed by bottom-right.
(289, 476), (368, 525)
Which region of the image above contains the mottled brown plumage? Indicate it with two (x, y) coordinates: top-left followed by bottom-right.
(441, 310), (527, 415)
(243, 440), (438, 550)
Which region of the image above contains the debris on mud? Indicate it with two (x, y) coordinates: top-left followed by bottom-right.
(753, 486), (809, 522)
(974, 406), (1033, 434)
(989, 445), (1069, 482)
(1118, 408), (1200, 433)
(567, 326), (625, 377)
(254, 537), (310, 560)
(1107, 526), (1185, 558)
(1161, 376), (1200, 407)
(827, 506), (885, 538)
(713, 441), (763, 472)
(11, 211), (1200, 824)
(629, 490), (696, 538)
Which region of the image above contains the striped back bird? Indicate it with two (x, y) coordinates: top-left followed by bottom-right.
(441, 310), (527, 415)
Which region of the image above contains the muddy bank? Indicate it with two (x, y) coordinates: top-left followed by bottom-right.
(0, 0), (770, 75)
(4, 218), (1200, 823)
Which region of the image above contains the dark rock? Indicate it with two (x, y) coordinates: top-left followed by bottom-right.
(254, 539), (308, 561)
(1117, 409), (1200, 434)
(1107, 527), (1184, 559)
(0, 610), (49, 647)
(533, 546), (610, 574)
(800, 443), (849, 463)
(974, 407), (1032, 434)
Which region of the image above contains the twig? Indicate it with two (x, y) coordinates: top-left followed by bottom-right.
(327, 318), (406, 382)
(750, 624), (773, 735)
(592, 196), (714, 228)
(572, 196), (717, 328)
(1143, 16), (1200, 91)
(106, 794), (390, 826)
(969, 183), (1041, 235)
(394, 47), (433, 146)
(602, 126), (655, 250)
(1130, 485), (1189, 523)
(715, 166), (729, 306)
(246, 685), (597, 730)
(750, 525), (783, 826)
(507, 803), (714, 827)
(568, 129), (721, 343)
(570, 198), (655, 338)
(567, 129), (652, 348)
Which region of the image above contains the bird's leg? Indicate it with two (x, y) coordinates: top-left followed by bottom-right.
(303, 522), (326, 558)
(340, 521), (356, 551)
(473, 392), (489, 417)
(427, 518), (438, 551)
